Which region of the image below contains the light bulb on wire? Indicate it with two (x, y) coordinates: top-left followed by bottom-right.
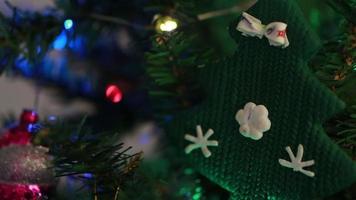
(105, 84), (123, 103)
(159, 19), (177, 32)
(64, 19), (74, 30)
(154, 15), (179, 32)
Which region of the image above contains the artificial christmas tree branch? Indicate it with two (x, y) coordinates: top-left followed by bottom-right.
(37, 118), (142, 199)
(310, 22), (356, 158)
(326, 0), (356, 25)
(146, 32), (214, 116)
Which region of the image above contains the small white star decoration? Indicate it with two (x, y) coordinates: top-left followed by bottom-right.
(184, 125), (219, 158)
(279, 144), (315, 177)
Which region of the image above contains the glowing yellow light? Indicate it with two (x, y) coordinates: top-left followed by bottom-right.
(159, 20), (178, 32)
(154, 16), (179, 32)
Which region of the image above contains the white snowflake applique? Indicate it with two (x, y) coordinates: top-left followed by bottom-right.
(184, 125), (219, 158)
(278, 144), (315, 177)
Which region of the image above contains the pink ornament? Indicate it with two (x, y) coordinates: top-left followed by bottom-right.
(0, 184), (42, 200)
(0, 110), (46, 200)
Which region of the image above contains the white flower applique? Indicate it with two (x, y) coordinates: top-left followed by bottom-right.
(279, 144), (315, 177)
(235, 102), (271, 140)
(184, 125), (219, 158)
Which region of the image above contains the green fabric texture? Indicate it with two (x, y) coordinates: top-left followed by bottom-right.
(167, 0), (356, 199)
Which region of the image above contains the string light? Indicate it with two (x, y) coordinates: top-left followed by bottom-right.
(105, 84), (123, 103)
(154, 16), (179, 32)
(53, 31), (67, 49)
(64, 19), (74, 30)
(159, 20), (177, 32)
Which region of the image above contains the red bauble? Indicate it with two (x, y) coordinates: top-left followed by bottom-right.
(19, 110), (39, 127)
(105, 84), (123, 103)
(0, 184), (42, 200)
(0, 130), (31, 148)
(0, 110), (39, 148)
(0, 109), (43, 200)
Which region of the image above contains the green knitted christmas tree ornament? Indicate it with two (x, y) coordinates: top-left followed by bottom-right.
(168, 0), (356, 199)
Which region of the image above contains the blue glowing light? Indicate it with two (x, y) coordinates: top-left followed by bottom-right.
(27, 123), (42, 134)
(83, 173), (93, 179)
(68, 36), (86, 56)
(15, 58), (32, 76)
(82, 81), (93, 94)
(48, 116), (57, 121)
(139, 133), (150, 145)
(53, 31), (67, 49)
(64, 19), (74, 30)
